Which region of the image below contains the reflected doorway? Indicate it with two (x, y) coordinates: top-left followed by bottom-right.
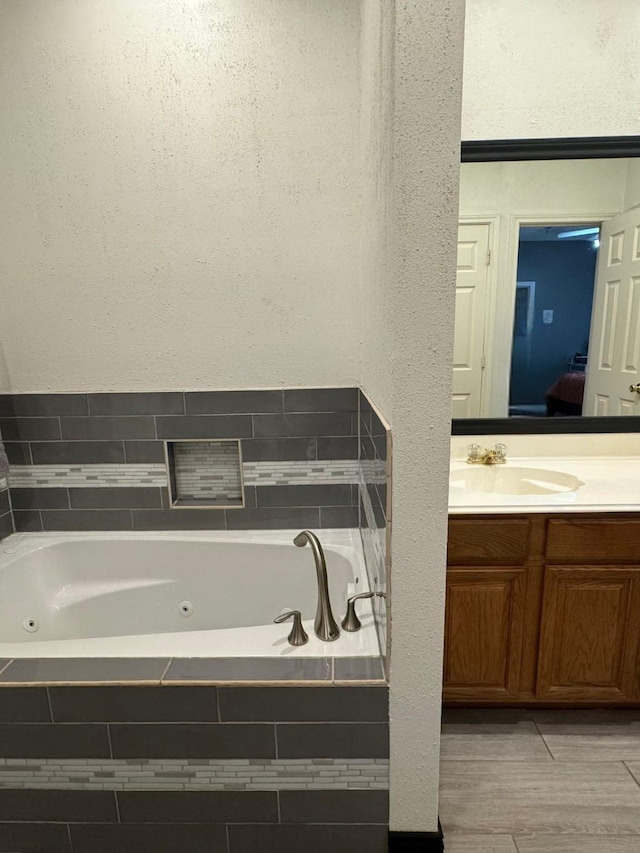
(508, 224), (600, 417)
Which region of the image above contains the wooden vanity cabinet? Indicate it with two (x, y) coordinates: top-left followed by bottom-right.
(443, 515), (640, 706)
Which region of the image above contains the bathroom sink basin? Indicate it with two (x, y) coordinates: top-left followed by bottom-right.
(450, 466), (584, 496)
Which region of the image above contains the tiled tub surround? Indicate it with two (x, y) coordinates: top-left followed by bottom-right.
(358, 391), (391, 660)
(0, 683), (389, 853)
(0, 388), (362, 532)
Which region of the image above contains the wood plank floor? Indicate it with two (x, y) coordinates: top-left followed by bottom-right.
(440, 709), (640, 852)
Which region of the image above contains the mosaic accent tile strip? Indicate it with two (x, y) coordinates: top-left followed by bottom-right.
(173, 441), (241, 502)
(243, 459), (360, 486)
(8, 465), (168, 489)
(360, 458), (386, 487)
(0, 758), (389, 791)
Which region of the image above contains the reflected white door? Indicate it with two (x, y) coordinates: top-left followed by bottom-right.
(453, 223), (491, 418)
(584, 208), (640, 416)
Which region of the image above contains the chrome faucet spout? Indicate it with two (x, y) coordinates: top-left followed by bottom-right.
(293, 530), (340, 642)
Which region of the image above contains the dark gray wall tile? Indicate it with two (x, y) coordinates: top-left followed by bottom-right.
(156, 415), (252, 440)
(0, 514), (11, 540)
(253, 413), (352, 438)
(31, 441), (126, 464)
(88, 393), (184, 416)
(0, 688), (51, 722)
(360, 434), (376, 461)
(240, 437), (316, 462)
(279, 790), (389, 823)
(164, 658), (331, 683)
(124, 441), (167, 463)
(229, 824), (388, 853)
(317, 437), (358, 460)
(110, 723), (276, 759)
(333, 658), (386, 681)
(0, 658), (169, 684)
(243, 485), (257, 508)
(4, 442), (31, 464)
(370, 409), (387, 438)
(374, 434), (388, 460)
(0, 723), (110, 758)
(50, 686), (218, 723)
(0, 393), (88, 417)
(69, 487), (163, 510)
(0, 823), (71, 853)
(0, 491), (9, 515)
(0, 514), (12, 539)
(284, 388), (358, 413)
(117, 790), (278, 823)
(40, 509), (133, 531)
(186, 390), (283, 415)
(12, 510), (42, 532)
(359, 391), (373, 434)
(218, 686), (387, 722)
(376, 482), (388, 512)
(0, 789), (117, 822)
(61, 417), (155, 440)
(9, 488), (69, 510)
(70, 823), (228, 853)
(0, 418), (61, 441)
(132, 509), (226, 530)
(319, 507), (359, 528)
(276, 723), (389, 758)
(225, 506), (319, 530)
(255, 484), (352, 508)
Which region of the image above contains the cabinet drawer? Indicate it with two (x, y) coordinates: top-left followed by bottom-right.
(547, 519), (640, 563)
(448, 518), (530, 566)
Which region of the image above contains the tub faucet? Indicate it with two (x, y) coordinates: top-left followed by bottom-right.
(293, 531), (340, 642)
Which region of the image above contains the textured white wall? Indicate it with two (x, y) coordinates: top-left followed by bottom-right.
(359, 1), (394, 417)
(2, 0), (468, 833)
(463, 0), (640, 140)
(460, 158), (630, 415)
(0, 0), (361, 392)
(385, 0), (465, 833)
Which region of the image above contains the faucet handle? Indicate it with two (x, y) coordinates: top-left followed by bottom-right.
(493, 443), (508, 462)
(341, 592), (374, 632)
(274, 610), (309, 646)
(466, 443), (481, 462)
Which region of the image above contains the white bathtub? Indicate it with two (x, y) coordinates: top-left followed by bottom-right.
(0, 529), (379, 658)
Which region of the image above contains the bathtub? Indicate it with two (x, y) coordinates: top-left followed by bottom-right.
(0, 529), (379, 658)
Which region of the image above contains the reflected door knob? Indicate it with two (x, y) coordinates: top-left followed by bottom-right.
(629, 383), (640, 394)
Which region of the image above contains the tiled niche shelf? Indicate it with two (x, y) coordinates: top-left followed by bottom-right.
(167, 440), (244, 509)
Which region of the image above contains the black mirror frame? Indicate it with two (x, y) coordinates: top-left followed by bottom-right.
(454, 135), (640, 436)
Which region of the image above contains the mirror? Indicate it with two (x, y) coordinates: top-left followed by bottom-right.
(453, 153), (640, 428)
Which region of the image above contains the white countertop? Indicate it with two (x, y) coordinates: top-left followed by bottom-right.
(449, 455), (640, 514)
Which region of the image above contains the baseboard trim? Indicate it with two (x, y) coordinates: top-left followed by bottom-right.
(388, 821), (444, 852)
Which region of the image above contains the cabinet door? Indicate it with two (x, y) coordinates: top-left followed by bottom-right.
(443, 567), (526, 701)
(537, 565), (640, 702)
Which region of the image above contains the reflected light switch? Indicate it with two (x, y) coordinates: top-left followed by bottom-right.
(543, 310), (554, 324)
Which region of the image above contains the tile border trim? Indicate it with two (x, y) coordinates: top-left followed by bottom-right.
(0, 657), (387, 687)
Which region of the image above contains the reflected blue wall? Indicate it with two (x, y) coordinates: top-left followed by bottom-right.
(510, 240), (597, 407)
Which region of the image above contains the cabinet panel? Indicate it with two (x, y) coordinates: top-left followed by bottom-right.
(448, 519), (531, 566)
(547, 519), (640, 564)
(537, 565), (640, 702)
(443, 567), (526, 701)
